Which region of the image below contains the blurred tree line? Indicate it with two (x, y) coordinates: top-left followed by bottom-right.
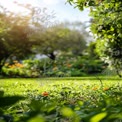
(0, 3), (107, 77)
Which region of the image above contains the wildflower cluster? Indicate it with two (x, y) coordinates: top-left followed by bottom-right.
(5, 60), (24, 69)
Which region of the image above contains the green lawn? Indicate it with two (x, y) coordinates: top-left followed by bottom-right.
(0, 76), (122, 122)
(0, 76), (122, 95)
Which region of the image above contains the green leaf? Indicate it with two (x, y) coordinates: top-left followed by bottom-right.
(77, 101), (83, 106)
(61, 107), (74, 117)
(90, 112), (107, 122)
(28, 115), (45, 122)
(88, 1), (95, 6)
(0, 96), (25, 107)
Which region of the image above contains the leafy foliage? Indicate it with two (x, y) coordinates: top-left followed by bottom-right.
(2, 55), (106, 77)
(0, 5), (34, 72)
(31, 22), (87, 60)
(0, 4), (90, 76)
(67, 0), (122, 77)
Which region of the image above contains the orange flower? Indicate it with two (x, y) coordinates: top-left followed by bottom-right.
(66, 64), (72, 68)
(15, 63), (24, 68)
(103, 87), (110, 91)
(92, 87), (98, 90)
(42, 91), (49, 96)
(9, 65), (15, 69)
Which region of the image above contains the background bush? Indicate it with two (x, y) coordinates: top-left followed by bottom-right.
(2, 55), (107, 77)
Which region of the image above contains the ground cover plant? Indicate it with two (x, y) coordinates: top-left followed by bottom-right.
(0, 77), (122, 122)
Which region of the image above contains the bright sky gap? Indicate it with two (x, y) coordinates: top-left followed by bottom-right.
(0, 0), (90, 23)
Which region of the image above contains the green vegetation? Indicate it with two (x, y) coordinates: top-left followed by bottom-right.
(0, 0), (122, 121)
(0, 5), (89, 74)
(0, 1), (121, 78)
(2, 56), (106, 77)
(0, 77), (122, 122)
(67, 0), (122, 77)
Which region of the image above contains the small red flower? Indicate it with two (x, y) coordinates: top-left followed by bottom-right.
(42, 91), (49, 96)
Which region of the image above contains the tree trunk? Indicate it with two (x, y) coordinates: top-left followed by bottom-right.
(0, 64), (3, 75)
(48, 53), (56, 60)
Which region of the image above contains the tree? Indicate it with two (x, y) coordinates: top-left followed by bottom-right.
(0, 4), (50, 73)
(67, 0), (122, 77)
(31, 23), (87, 60)
(0, 7), (31, 72)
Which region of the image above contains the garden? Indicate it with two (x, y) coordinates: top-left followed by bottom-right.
(0, 0), (122, 122)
